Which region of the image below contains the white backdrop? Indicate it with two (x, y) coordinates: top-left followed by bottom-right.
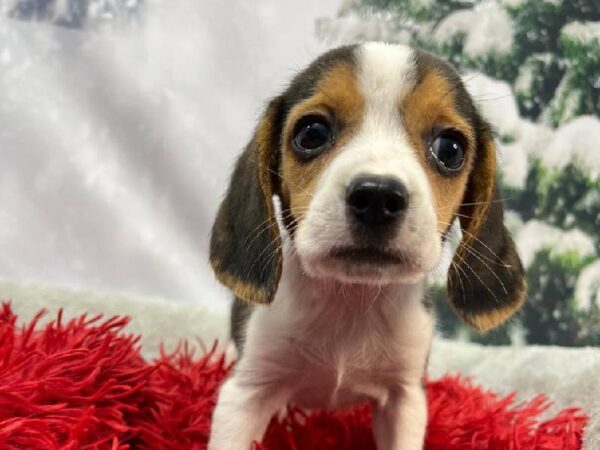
(0, 0), (340, 307)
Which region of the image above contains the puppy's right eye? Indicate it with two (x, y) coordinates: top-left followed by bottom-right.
(292, 116), (333, 159)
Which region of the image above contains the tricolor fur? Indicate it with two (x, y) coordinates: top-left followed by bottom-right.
(208, 42), (526, 450)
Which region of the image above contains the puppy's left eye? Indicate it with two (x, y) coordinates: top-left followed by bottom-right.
(293, 116), (333, 159)
(430, 132), (465, 173)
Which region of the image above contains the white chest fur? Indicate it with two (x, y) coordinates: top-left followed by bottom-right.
(208, 248), (434, 450)
(238, 250), (434, 409)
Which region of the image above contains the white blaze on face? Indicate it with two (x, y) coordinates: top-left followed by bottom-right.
(295, 42), (442, 283)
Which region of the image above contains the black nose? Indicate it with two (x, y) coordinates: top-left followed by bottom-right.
(346, 176), (409, 226)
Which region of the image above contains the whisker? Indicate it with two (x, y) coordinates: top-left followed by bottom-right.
(365, 285), (382, 315)
(243, 213), (285, 251)
(246, 153), (315, 199)
(473, 94), (514, 103)
(449, 256), (472, 289)
(462, 239), (510, 268)
(340, 283), (353, 312)
(438, 219), (510, 267)
(436, 197), (510, 212)
(452, 251), (499, 304)
(360, 285), (366, 314)
(267, 167), (314, 199)
(243, 208), (299, 252)
(245, 227), (287, 281)
(448, 260), (468, 306)
(456, 242), (508, 294)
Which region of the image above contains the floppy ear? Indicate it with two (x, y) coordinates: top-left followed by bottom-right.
(210, 98), (284, 304)
(447, 122), (526, 332)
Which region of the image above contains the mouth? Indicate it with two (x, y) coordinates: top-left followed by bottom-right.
(298, 244), (428, 285)
(329, 246), (410, 266)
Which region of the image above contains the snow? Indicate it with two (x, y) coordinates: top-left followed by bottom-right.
(504, 210), (524, 235)
(459, 70), (600, 186)
(433, 9), (471, 42)
(462, 72), (521, 138)
(532, 115), (600, 173)
(498, 141), (529, 188)
(514, 120), (553, 155)
(0, 0), (340, 306)
(515, 53), (555, 98)
(525, 112), (600, 178)
(498, 120), (555, 189)
(561, 21), (600, 44)
(575, 260), (600, 310)
(545, 72), (584, 125)
(515, 220), (596, 268)
(515, 63), (534, 96)
(434, 3), (513, 57)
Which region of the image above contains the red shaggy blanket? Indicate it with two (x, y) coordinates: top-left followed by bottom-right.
(0, 303), (587, 449)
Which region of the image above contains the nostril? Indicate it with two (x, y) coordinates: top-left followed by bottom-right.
(349, 190), (371, 212)
(385, 197), (400, 215)
(384, 190), (408, 216)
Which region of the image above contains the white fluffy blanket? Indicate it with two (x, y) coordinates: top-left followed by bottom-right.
(3, 279), (599, 449)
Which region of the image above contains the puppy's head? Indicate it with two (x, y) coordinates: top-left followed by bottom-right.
(210, 43), (526, 332)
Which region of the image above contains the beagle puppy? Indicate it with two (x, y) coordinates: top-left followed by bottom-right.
(208, 42), (526, 450)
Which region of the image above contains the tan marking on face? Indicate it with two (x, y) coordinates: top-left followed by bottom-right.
(280, 62), (365, 224)
(402, 70), (475, 234)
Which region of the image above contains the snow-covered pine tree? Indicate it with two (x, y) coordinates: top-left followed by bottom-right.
(318, 0), (600, 346)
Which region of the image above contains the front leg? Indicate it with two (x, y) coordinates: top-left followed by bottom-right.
(208, 373), (289, 450)
(372, 384), (427, 450)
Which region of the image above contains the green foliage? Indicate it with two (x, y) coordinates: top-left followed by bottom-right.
(350, 0), (476, 23)
(507, 161), (600, 250)
(549, 24), (600, 124)
(441, 164), (600, 346)
(486, 0), (599, 121)
(523, 249), (599, 346)
(514, 53), (565, 120)
(537, 165), (600, 244)
(504, 160), (543, 222)
(352, 0), (600, 124)
(507, 0), (568, 57)
(434, 165), (600, 346)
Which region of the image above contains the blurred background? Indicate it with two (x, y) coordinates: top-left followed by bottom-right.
(1, 0), (599, 346)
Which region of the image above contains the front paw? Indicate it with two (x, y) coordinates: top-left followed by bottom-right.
(208, 376), (282, 450)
